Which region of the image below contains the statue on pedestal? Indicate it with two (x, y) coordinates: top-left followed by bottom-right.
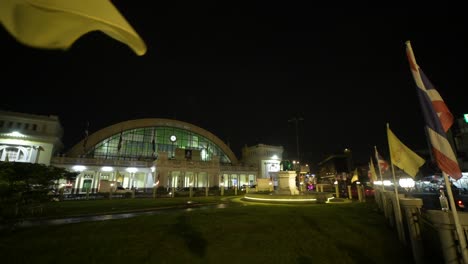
(280, 160), (293, 171)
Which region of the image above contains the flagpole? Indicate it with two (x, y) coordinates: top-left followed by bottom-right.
(83, 121), (89, 155)
(374, 146), (384, 191)
(374, 146), (388, 221)
(387, 123), (405, 243)
(406, 40), (468, 262)
(443, 171), (468, 263)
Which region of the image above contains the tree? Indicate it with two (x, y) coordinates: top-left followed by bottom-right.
(0, 161), (78, 221)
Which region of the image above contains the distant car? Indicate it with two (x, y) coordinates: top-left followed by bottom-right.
(351, 185), (375, 198)
(240, 184), (257, 191)
(411, 187), (466, 211)
(115, 186), (133, 193)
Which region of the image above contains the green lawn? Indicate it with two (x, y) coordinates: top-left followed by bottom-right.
(0, 198), (414, 264)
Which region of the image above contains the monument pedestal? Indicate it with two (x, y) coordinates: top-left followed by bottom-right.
(276, 171), (299, 195)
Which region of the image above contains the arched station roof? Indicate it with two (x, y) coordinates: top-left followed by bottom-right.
(67, 118), (238, 164)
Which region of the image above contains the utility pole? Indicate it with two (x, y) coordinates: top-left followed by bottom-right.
(288, 117), (304, 161)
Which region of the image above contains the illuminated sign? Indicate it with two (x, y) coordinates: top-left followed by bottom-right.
(465, 114), (468, 123)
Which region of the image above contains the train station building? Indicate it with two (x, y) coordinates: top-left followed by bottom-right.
(0, 110), (284, 194)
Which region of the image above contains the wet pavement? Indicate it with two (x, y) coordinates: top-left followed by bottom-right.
(4, 203), (230, 230)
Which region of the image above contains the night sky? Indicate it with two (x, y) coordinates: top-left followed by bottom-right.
(1, 4), (467, 170)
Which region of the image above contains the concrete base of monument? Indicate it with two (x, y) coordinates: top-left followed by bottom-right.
(243, 171), (347, 204)
(243, 192), (335, 204)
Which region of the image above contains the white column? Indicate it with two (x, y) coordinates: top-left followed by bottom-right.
(93, 170), (100, 193)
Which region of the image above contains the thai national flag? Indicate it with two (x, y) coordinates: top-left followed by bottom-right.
(406, 41), (461, 180)
(375, 149), (389, 174)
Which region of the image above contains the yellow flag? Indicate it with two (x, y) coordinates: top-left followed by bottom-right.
(387, 127), (425, 177)
(115, 170), (123, 183)
(351, 168), (358, 183)
(0, 0), (147, 55)
(369, 158), (377, 182)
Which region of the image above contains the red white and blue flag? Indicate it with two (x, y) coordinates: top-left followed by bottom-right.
(405, 41), (461, 180)
(375, 147), (389, 174)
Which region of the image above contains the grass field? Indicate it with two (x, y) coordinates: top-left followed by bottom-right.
(0, 197), (415, 264)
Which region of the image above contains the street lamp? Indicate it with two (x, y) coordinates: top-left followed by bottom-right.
(399, 178), (415, 193)
(288, 116), (304, 161)
(109, 183), (114, 200)
(334, 180), (339, 198)
(189, 181), (193, 198)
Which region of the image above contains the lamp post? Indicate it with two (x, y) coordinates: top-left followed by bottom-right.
(356, 181), (363, 202)
(205, 174), (209, 197)
(334, 180), (339, 198)
(288, 116), (304, 161)
(109, 183), (114, 200)
(170, 176), (175, 198)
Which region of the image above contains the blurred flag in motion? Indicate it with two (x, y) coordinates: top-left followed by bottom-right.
(406, 40), (461, 180)
(0, 0), (146, 55)
(387, 126), (425, 178)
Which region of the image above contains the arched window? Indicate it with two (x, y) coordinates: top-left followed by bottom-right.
(0, 145), (30, 162)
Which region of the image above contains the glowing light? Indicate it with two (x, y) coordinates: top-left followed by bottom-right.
(399, 178), (415, 188)
(126, 167), (138, 173)
(243, 196), (317, 202)
(151, 166), (155, 173)
(101, 166), (113, 172)
(271, 155), (278, 160)
(7, 131), (26, 138)
(72, 165), (86, 172)
(374, 180), (392, 186)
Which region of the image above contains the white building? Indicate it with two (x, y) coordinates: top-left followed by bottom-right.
(0, 110), (63, 165)
(1, 111), (293, 195)
(241, 143), (283, 181)
(51, 118), (259, 194)
(454, 114), (468, 171)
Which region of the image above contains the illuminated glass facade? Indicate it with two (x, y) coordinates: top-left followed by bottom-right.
(86, 126), (232, 164)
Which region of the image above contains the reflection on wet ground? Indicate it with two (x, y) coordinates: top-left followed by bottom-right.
(11, 203), (230, 229)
